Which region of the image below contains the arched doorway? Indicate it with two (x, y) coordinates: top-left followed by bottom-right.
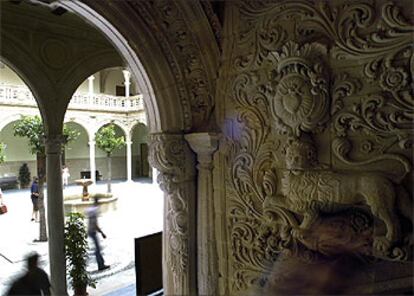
(0, 120), (36, 185)
(94, 122), (127, 184)
(131, 123), (150, 180)
(62, 121), (89, 184)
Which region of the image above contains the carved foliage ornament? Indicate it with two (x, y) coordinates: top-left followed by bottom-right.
(148, 134), (195, 277)
(227, 69), (281, 290)
(236, 1), (414, 68)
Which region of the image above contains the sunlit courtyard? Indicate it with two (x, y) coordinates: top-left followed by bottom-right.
(0, 180), (163, 295)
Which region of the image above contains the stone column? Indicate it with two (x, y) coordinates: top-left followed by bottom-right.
(88, 75), (95, 96)
(89, 140), (96, 183)
(126, 139), (133, 182)
(45, 135), (67, 295)
(185, 132), (219, 296)
(152, 167), (158, 184)
(148, 133), (197, 296)
(122, 70), (131, 98)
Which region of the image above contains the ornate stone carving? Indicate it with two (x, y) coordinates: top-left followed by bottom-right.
(274, 138), (412, 258)
(227, 71), (278, 290)
(225, 1), (413, 294)
(269, 42), (330, 137)
(200, 1), (222, 50)
(131, 1), (217, 131)
(148, 133), (196, 294)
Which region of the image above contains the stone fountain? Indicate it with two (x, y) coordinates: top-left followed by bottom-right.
(63, 179), (118, 215)
(74, 178), (93, 201)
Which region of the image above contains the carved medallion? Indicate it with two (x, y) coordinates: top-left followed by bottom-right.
(269, 42), (329, 137)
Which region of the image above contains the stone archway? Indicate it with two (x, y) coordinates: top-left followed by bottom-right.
(2, 1), (220, 295)
(54, 2), (221, 296)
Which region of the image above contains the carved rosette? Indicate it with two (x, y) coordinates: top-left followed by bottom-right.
(269, 42), (330, 137)
(148, 134), (196, 289)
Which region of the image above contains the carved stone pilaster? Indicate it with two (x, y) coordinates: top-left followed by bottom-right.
(185, 132), (220, 296)
(148, 133), (197, 296)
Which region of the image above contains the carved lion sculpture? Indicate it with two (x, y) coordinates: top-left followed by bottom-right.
(277, 138), (412, 256)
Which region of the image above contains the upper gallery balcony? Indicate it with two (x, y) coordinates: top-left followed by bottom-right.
(0, 83), (144, 113)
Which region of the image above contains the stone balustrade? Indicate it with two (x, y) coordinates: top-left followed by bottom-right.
(0, 83), (144, 112)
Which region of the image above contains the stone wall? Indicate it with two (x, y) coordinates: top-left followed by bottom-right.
(66, 156), (127, 182)
(0, 160), (36, 187)
(217, 1), (413, 294)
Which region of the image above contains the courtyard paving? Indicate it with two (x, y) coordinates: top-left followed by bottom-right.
(0, 179), (163, 295)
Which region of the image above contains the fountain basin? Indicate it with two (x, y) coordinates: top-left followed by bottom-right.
(64, 193), (118, 215)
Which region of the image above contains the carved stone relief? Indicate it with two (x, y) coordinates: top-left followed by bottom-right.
(148, 133), (196, 295)
(130, 0), (218, 131)
(223, 1), (413, 294)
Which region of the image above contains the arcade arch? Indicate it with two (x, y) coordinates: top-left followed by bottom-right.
(0, 120), (36, 178)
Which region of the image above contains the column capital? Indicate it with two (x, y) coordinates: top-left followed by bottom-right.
(88, 140), (96, 145)
(185, 132), (219, 168)
(45, 135), (66, 154)
(126, 140), (133, 145)
(149, 133), (196, 186)
(88, 75), (95, 81)
(122, 69), (131, 81)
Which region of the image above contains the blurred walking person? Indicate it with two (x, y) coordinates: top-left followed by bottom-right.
(86, 196), (110, 271)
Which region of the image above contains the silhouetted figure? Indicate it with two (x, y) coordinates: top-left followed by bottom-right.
(86, 196), (110, 271)
(30, 177), (39, 222)
(6, 252), (51, 295)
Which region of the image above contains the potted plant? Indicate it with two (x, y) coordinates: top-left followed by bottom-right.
(64, 212), (96, 295)
(18, 163), (31, 188)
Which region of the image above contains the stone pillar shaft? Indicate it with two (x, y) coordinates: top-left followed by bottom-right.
(185, 132), (219, 296)
(122, 70), (131, 98)
(126, 140), (132, 182)
(88, 75), (95, 96)
(149, 133), (197, 296)
(89, 140), (96, 183)
(45, 135), (67, 295)
(152, 167), (158, 184)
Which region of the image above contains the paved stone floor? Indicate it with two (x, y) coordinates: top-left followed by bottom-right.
(0, 179), (163, 295)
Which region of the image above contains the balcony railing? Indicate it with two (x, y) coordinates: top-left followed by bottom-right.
(0, 84), (144, 112)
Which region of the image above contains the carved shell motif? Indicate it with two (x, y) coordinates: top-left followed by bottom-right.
(270, 42), (330, 137)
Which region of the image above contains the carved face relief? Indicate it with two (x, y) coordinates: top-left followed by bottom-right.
(284, 139), (318, 170)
